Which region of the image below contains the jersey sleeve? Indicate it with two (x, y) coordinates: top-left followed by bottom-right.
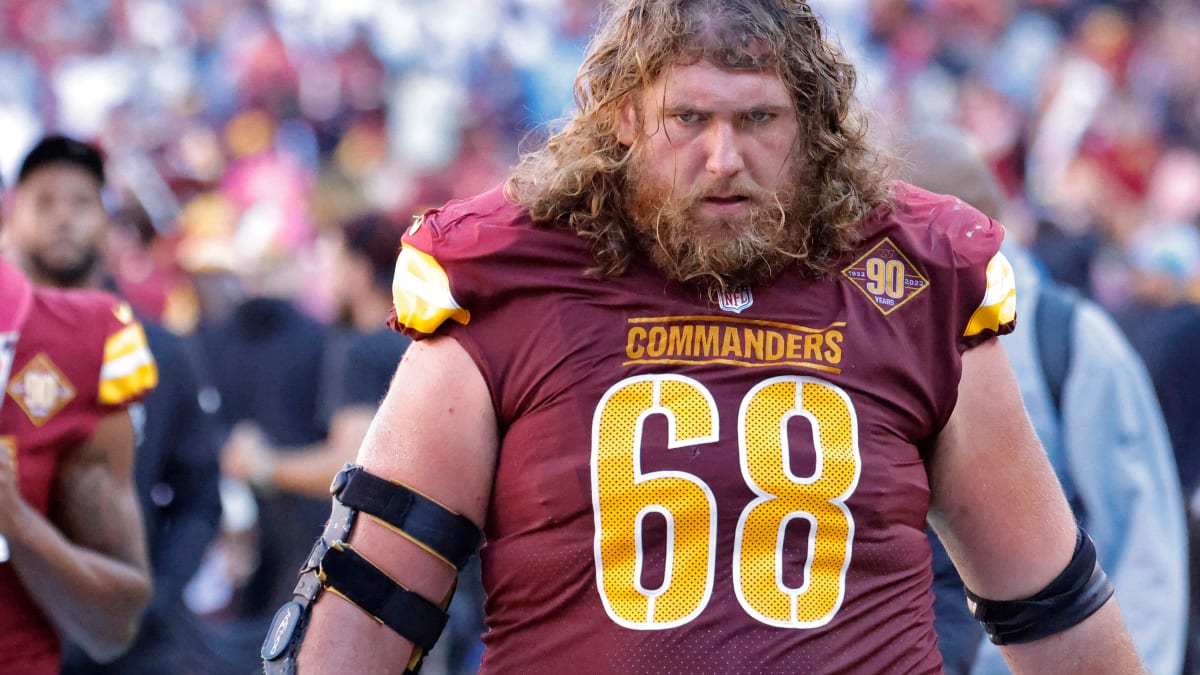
(96, 299), (159, 408)
(961, 248), (1017, 349)
(915, 186), (1017, 352)
(389, 230), (473, 340)
(388, 185), (519, 341)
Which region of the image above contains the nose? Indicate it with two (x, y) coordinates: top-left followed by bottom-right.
(704, 121), (745, 178)
(45, 204), (75, 236)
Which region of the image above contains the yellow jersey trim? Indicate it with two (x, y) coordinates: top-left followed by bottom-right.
(964, 252), (1017, 337)
(99, 323), (158, 405)
(392, 246), (471, 334)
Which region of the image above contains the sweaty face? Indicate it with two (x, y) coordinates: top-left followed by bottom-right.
(8, 164), (107, 287)
(618, 61), (807, 290)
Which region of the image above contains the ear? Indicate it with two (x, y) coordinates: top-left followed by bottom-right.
(616, 95), (640, 146)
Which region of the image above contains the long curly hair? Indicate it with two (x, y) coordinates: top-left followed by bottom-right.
(507, 0), (894, 277)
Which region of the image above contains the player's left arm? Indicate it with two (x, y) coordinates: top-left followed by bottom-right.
(0, 408), (151, 662)
(927, 337), (1145, 675)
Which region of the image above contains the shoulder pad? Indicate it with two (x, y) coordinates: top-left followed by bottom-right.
(963, 251), (1016, 339)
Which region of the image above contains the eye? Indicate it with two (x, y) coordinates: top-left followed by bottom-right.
(743, 110), (776, 124)
(673, 111), (702, 125)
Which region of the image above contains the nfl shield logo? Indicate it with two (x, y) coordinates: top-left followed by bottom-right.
(717, 286), (753, 313)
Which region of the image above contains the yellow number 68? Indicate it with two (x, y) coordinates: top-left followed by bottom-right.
(591, 374), (862, 630)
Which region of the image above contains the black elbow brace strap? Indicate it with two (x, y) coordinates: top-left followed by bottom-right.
(261, 465), (483, 674)
(320, 543), (449, 651)
(333, 465), (481, 569)
(965, 528), (1114, 645)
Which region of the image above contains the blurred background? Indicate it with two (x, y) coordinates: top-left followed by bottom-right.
(1, 0), (1198, 673)
(1, 0), (1196, 327)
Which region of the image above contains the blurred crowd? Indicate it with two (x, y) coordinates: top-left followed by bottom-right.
(0, 0), (1195, 326)
(2, 0), (1196, 322)
(845, 0), (1200, 309)
(1, 0), (595, 333)
(1, 0), (1199, 673)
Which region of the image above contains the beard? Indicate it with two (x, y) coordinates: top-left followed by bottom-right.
(27, 248), (100, 288)
(623, 156), (811, 295)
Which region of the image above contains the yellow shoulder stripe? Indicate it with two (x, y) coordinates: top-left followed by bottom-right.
(99, 323), (158, 405)
(964, 251), (1017, 338)
(392, 246), (471, 334)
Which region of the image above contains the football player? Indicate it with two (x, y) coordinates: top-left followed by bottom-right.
(0, 193), (157, 672)
(267, 2), (1144, 673)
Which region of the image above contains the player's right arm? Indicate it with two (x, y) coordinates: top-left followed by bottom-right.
(0, 408), (152, 662)
(296, 334), (498, 672)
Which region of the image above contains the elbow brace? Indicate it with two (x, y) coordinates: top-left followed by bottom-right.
(261, 465), (483, 674)
(965, 527), (1114, 645)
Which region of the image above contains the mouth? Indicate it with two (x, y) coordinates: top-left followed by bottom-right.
(702, 195), (750, 205)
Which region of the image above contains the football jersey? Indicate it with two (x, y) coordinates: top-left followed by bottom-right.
(0, 260), (158, 675)
(390, 182), (1015, 674)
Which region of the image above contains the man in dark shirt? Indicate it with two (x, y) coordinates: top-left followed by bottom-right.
(221, 211), (410, 498)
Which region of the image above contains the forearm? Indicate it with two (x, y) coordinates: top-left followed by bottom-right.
(997, 600), (1144, 675)
(296, 338), (495, 672)
(268, 444), (347, 498)
(300, 521), (458, 671)
(933, 340), (1144, 674)
(6, 499), (151, 661)
(269, 409), (374, 499)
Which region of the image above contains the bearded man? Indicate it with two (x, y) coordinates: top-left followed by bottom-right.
(265, 2), (1144, 673)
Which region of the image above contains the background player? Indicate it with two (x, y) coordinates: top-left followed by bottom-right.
(3, 134), (225, 675)
(0, 180), (157, 673)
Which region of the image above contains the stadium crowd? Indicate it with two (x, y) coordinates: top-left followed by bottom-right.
(2, 0), (1197, 324)
(1, 0), (1198, 673)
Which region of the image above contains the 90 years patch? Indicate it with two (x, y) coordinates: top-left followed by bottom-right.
(6, 353), (76, 426)
(841, 238), (929, 315)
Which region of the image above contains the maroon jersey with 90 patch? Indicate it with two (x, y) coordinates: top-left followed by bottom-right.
(390, 182), (1015, 674)
(0, 259), (157, 675)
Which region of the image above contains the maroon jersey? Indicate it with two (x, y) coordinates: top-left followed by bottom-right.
(390, 182), (1015, 673)
(0, 258), (157, 675)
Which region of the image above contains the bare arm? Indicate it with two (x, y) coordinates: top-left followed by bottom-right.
(223, 406), (375, 500)
(927, 337), (1143, 674)
(298, 336), (498, 673)
(270, 406), (375, 497)
(0, 410), (151, 662)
